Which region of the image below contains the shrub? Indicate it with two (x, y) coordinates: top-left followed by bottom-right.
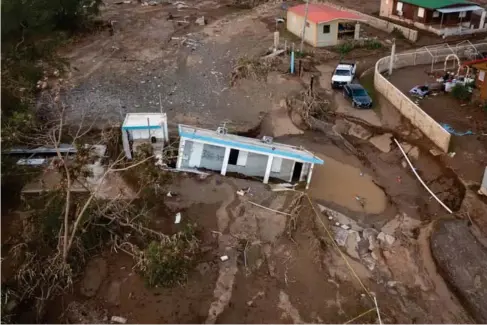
(365, 39), (382, 50)
(335, 41), (355, 55)
(140, 224), (200, 287)
(451, 83), (472, 101)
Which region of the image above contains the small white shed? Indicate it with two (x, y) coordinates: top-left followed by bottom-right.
(122, 113), (168, 159)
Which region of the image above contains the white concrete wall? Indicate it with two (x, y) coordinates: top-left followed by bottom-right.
(287, 11), (317, 46)
(129, 128), (165, 140)
(316, 21), (338, 47)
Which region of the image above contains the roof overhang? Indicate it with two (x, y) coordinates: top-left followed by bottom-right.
(437, 5), (483, 13)
(316, 17), (366, 24)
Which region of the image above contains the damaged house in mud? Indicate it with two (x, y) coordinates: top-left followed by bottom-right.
(176, 124), (324, 188)
(122, 113), (169, 159)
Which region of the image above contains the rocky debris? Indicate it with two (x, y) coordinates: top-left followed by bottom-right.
(318, 204), (363, 231)
(381, 213), (421, 238)
(361, 254), (376, 271)
(348, 123), (372, 140)
(377, 231), (395, 246)
(195, 16), (206, 26)
(369, 133), (392, 153)
(80, 257), (107, 297)
(333, 226), (349, 246)
(106, 280), (122, 306)
(345, 231), (361, 259)
(407, 146), (420, 160)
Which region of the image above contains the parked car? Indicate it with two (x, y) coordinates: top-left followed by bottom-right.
(343, 83), (373, 109)
(331, 62), (356, 89)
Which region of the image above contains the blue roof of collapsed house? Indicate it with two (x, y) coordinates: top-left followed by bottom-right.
(178, 124), (324, 164)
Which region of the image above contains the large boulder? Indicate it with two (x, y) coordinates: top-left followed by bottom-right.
(431, 220), (487, 323)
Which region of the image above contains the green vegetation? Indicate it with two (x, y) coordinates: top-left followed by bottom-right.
(140, 224), (200, 288)
(335, 41), (355, 55)
(1, 0), (103, 148)
(364, 39), (383, 50)
(335, 39), (383, 55)
(451, 83), (472, 101)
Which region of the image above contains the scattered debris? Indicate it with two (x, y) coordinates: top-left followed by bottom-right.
(441, 123), (474, 136)
(220, 255), (229, 262)
(195, 16), (206, 26)
(247, 291), (265, 306)
(448, 152), (456, 158)
(236, 187), (250, 196)
(348, 123), (372, 140)
(174, 212), (182, 224)
(167, 191), (173, 197)
(317, 204), (363, 231)
(429, 148), (443, 156)
(377, 231), (395, 246)
(111, 316), (127, 324)
(334, 227), (349, 246)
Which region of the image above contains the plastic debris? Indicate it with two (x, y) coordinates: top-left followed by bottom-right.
(220, 255), (229, 262)
(236, 190), (245, 196)
(441, 123), (474, 136)
(448, 152), (456, 158)
(167, 191), (172, 197)
(111, 316), (127, 324)
(174, 212), (181, 224)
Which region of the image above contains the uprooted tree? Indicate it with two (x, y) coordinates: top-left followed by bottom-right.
(1, 82), (199, 321)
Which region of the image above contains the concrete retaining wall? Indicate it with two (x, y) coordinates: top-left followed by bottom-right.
(374, 42), (487, 152)
(319, 1), (418, 42)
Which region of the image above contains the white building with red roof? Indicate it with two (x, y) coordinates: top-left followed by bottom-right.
(286, 3), (365, 47)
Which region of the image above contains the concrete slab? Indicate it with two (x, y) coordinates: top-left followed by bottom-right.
(348, 123), (372, 140)
(369, 133), (392, 153)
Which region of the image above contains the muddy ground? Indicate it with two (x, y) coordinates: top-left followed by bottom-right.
(4, 0), (487, 323)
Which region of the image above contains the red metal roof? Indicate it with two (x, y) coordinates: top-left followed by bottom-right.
(462, 57), (487, 66)
(288, 4), (363, 24)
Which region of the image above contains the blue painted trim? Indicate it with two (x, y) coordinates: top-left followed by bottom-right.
(179, 131), (324, 164)
(122, 125), (162, 130)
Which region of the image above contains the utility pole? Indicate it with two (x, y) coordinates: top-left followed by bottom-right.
(299, 0), (310, 53)
(388, 38), (396, 76)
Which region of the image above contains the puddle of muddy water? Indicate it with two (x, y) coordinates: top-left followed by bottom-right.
(308, 154), (387, 214)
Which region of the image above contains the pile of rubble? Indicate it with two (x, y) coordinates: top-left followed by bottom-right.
(319, 204), (422, 273)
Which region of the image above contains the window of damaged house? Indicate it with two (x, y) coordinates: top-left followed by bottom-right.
(396, 1), (403, 13)
(459, 11), (467, 18)
(323, 24), (330, 33)
(417, 7), (425, 18)
(433, 11), (440, 18)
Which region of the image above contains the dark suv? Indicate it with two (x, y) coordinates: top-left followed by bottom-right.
(343, 83), (373, 109)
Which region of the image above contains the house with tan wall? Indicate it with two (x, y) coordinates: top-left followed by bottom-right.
(286, 4), (364, 47)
